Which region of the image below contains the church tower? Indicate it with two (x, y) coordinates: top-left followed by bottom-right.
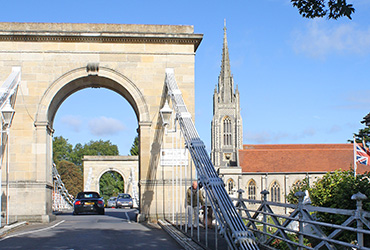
(211, 23), (243, 172)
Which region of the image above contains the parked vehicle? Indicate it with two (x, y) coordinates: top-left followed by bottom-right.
(116, 193), (133, 209)
(107, 197), (117, 208)
(73, 191), (105, 215)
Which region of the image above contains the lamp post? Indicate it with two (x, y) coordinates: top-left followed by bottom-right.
(159, 100), (173, 128)
(0, 101), (15, 226)
(159, 100), (176, 222)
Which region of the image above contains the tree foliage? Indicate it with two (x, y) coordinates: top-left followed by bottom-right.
(291, 0), (355, 19)
(53, 136), (120, 198)
(130, 135), (139, 156)
(285, 177), (310, 204)
(353, 125), (370, 148)
(99, 171), (124, 202)
(56, 160), (83, 196)
(53, 136), (119, 166)
(287, 170), (370, 244)
(72, 139), (119, 166)
(53, 136), (73, 164)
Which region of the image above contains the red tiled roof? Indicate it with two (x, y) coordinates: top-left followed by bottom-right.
(239, 144), (355, 173)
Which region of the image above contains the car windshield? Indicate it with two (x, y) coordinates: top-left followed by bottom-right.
(118, 194), (131, 199)
(77, 192), (100, 199)
(109, 197), (116, 201)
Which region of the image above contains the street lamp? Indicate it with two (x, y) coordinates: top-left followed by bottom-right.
(1, 102), (15, 127)
(0, 101), (15, 226)
(159, 100), (173, 127)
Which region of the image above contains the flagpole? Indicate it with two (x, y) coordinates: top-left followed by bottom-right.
(353, 135), (357, 177)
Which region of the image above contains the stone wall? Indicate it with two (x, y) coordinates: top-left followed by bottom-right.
(0, 22), (202, 223)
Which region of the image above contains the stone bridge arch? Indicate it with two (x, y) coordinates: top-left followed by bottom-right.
(0, 22), (202, 223)
(35, 66), (150, 124)
(33, 66), (152, 222)
(83, 155), (139, 204)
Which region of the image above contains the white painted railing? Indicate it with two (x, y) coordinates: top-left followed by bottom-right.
(164, 69), (259, 250)
(233, 189), (370, 249)
(52, 163), (74, 211)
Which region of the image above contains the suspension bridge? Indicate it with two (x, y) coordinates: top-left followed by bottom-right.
(0, 23), (369, 250)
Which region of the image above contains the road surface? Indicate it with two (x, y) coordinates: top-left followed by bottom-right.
(0, 208), (183, 250)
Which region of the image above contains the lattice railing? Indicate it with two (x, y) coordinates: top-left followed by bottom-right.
(52, 163), (74, 211)
(233, 189), (370, 249)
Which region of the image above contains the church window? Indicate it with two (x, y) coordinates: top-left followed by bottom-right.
(247, 180), (256, 200)
(270, 181), (280, 202)
(227, 178), (235, 195)
(223, 117), (232, 146)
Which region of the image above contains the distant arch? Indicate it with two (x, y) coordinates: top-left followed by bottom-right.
(98, 169), (125, 197)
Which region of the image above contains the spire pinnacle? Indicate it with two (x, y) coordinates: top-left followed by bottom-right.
(218, 20), (233, 103)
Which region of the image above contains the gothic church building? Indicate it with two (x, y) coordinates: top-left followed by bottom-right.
(211, 25), (355, 206)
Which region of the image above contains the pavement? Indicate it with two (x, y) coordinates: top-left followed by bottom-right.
(0, 221), (28, 238)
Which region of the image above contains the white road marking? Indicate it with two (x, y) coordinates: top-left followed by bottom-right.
(0, 220), (65, 242)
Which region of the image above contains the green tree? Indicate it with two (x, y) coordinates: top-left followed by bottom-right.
(53, 137), (120, 198)
(353, 125), (370, 147)
(285, 177), (310, 204)
(53, 136), (73, 164)
(287, 170), (370, 244)
(291, 0), (355, 19)
(71, 139), (119, 166)
(129, 135), (139, 156)
(99, 171), (124, 202)
(56, 160), (83, 196)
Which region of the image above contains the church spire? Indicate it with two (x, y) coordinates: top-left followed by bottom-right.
(218, 19), (234, 103)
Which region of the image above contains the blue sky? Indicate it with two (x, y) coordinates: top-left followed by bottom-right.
(1, 0), (370, 155)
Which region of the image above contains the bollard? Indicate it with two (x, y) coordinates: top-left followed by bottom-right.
(351, 192), (367, 247)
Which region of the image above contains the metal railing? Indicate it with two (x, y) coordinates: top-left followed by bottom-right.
(52, 163), (74, 211)
(0, 67), (20, 110)
(164, 68), (258, 250)
(232, 189), (370, 249)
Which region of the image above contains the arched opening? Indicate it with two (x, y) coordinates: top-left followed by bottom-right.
(99, 170), (125, 204)
(35, 67), (151, 214)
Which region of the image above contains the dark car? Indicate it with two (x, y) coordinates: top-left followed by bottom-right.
(73, 191), (105, 215)
(116, 193), (133, 209)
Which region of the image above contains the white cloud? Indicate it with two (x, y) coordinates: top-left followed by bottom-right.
(245, 131), (290, 143)
(245, 127), (317, 143)
(327, 125), (342, 134)
(292, 20), (370, 58)
(61, 115), (82, 132)
(88, 116), (125, 136)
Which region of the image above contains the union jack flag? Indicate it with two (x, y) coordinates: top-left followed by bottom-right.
(355, 141), (370, 166)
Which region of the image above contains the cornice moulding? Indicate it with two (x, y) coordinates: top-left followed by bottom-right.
(0, 23), (203, 52)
